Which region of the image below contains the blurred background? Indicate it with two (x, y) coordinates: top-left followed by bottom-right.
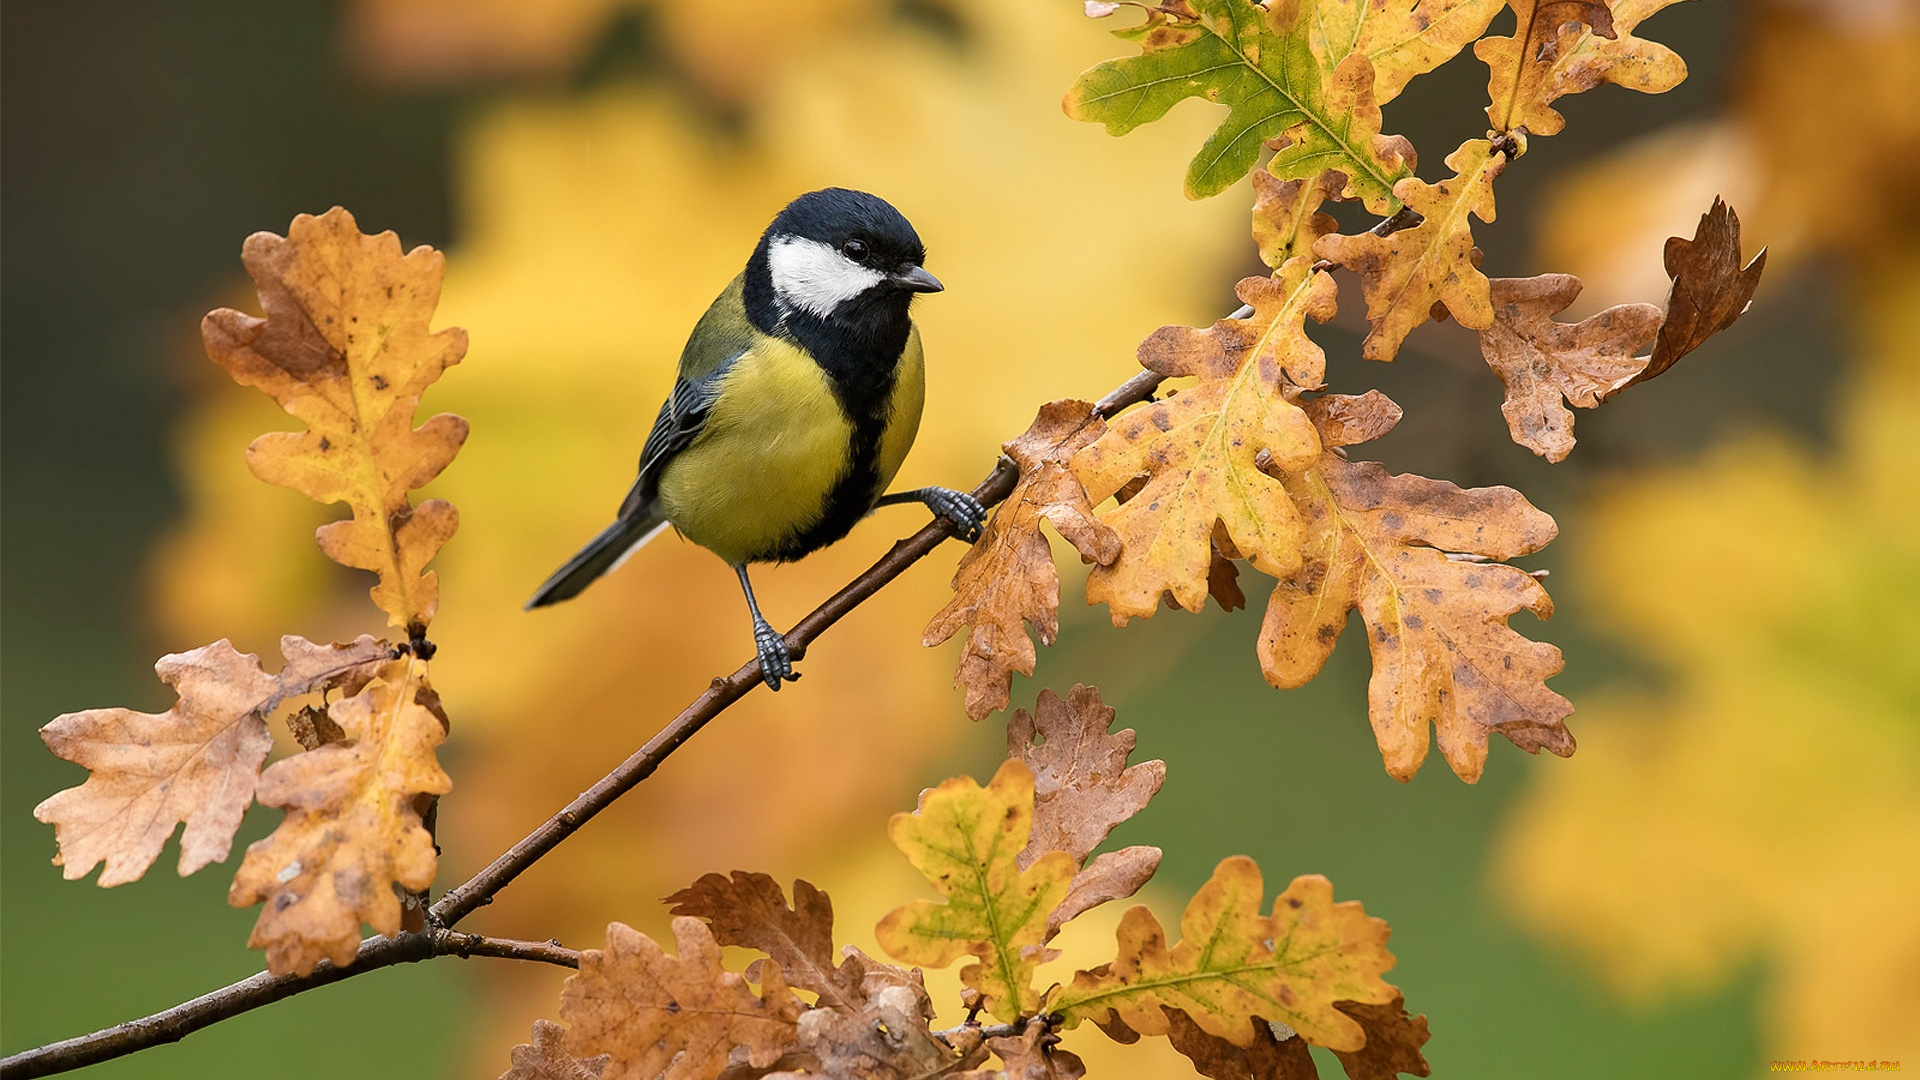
(5, 1), (1916, 1076)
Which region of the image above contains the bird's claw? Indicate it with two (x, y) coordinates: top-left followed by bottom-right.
(924, 487), (987, 544)
(752, 620), (798, 691)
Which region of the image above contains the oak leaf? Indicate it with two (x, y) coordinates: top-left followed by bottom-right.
(925, 401), (1121, 721)
(1259, 392), (1573, 782)
(1008, 685), (1165, 867)
(1160, 1008), (1319, 1079)
(876, 761), (1075, 1022)
(1622, 196), (1767, 389)
(201, 206), (468, 630)
(34, 635), (389, 888)
(1330, 993), (1433, 1080)
(560, 918), (802, 1080)
(771, 983), (959, 1080)
(1053, 857), (1398, 1052)
(1253, 170), (1347, 270)
(1482, 0), (1690, 137)
(1315, 139), (1505, 362)
(1310, 0), (1503, 104)
(1477, 274), (1663, 462)
(228, 657), (452, 974)
(1064, 0), (1413, 205)
(985, 1019), (1087, 1080)
(666, 872), (864, 1009)
(1073, 258), (1335, 621)
(502, 1020), (609, 1080)
(1475, 0), (1617, 135)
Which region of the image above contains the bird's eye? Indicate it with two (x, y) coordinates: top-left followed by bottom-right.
(841, 239), (869, 262)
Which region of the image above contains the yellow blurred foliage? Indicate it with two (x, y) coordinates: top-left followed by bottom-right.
(1537, 1), (1920, 312)
(1493, 261), (1920, 1058)
(153, 2), (1244, 1074)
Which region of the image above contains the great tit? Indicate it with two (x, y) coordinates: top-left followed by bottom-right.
(526, 188), (985, 690)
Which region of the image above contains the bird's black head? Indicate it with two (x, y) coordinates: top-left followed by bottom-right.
(748, 188), (942, 325)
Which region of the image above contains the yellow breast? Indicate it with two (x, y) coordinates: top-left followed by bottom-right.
(655, 336), (855, 565)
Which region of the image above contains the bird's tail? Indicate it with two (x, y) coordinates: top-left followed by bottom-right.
(525, 512), (670, 609)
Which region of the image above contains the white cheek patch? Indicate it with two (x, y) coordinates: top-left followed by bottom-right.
(767, 236), (887, 318)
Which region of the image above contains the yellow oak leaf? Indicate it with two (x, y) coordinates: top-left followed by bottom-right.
(875, 760), (1076, 1023)
(1477, 0), (1655, 136)
(1259, 392), (1573, 782)
(924, 401), (1121, 721)
(1073, 258), (1336, 622)
(560, 918), (803, 1080)
(202, 206), (468, 631)
(1053, 857), (1398, 1053)
(34, 635), (389, 888)
(1310, 0), (1503, 104)
(1316, 138), (1505, 362)
(1478, 273), (1663, 462)
(1252, 169), (1346, 271)
(228, 656), (452, 975)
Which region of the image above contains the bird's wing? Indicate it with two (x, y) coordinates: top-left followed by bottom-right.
(616, 274), (758, 521)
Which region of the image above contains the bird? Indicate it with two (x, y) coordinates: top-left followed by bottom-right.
(526, 188), (985, 690)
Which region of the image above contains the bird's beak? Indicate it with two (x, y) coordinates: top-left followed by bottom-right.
(892, 265), (944, 293)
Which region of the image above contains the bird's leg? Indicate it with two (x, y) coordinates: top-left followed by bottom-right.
(875, 486), (987, 543)
(734, 564), (797, 691)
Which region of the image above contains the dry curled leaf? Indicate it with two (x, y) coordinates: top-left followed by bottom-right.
(1258, 393), (1574, 782)
(876, 761), (1076, 1022)
(986, 1019), (1088, 1080)
(560, 919), (803, 1080)
(34, 635), (389, 888)
(774, 983), (957, 1080)
(1622, 197), (1768, 389)
(1054, 857), (1398, 1052)
(1478, 274), (1663, 462)
(1073, 258), (1335, 621)
(1476, 0), (1619, 135)
(502, 1019), (610, 1080)
(228, 656), (452, 974)
(1048, 846), (1164, 940)
(1253, 170), (1347, 270)
(1008, 685), (1166, 867)
(925, 401), (1121, 721)
(201, 206), (468, 630)
(1316, 138), (1505, 362)
(1331, 993), (1433, 1080)
(1160, 1007), (1320, 1079)
(1311, 0), (1504, 104)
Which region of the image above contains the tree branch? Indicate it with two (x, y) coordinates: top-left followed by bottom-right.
(0, 368), (1169, 1080)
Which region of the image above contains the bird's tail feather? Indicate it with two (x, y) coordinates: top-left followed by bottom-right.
(525, 513), (670, 609)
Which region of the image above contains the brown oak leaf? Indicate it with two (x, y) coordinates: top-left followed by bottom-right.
(1253, 170), (1346, 270)
(228, 656), (452, 974)
(1331, 993), (1433, 1080)
(1047, 845), (1165, 941)
(1620, 196), (1767, 390)
(1475, 0), (1618, 135)
(502, 1020), (610, 1080)
(1161, 1007), (1320, 1079)
(1008, 685), (1165, 867)
(925, 401), (1120, 720)
(1316, 139), (1506, 362)
(665, 872), (857, 1008)
(1073, 258), (1335, 621)
(1258, 392), (1574, 782)
(1477, 274), (1663, 462)
(202, 206), (468, 630)
(34, 635), (389, 888)
(561, 918), (803, 1080)
(772, 983), (961, 1080)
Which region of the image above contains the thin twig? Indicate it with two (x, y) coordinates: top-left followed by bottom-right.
(0, 370), (1167, 1080)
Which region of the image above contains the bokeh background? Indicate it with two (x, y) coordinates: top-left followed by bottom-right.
(5, 1), (1916, 1077)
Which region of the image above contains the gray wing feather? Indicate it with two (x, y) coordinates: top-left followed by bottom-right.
(616, 350), (742, 520)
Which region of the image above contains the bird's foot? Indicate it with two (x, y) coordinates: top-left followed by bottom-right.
(752, 619), (799, 691)
(923, 487), (987, 543)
